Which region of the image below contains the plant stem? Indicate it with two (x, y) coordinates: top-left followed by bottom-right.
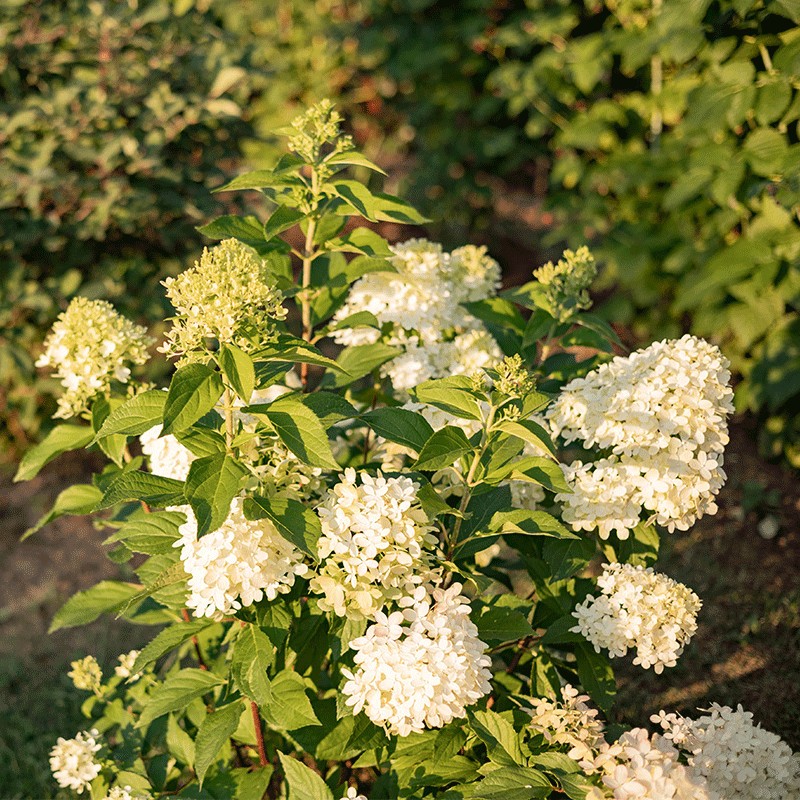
(222, 386), (235, 449)
(300, 169), (320, 391)
(251, 700), (268, 767)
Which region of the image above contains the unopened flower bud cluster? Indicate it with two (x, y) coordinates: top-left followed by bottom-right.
(533, 246), (597, 322)
(342, 582), (492, 736)
(160, 239), (287, 363)
(68, 655), (103, 694)
(549, 335), (734, 537)
(571, 562), (701, 672)
(332, 239), (502, 392)
(37, 297), (152, 419)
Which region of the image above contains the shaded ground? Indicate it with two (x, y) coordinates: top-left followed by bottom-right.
(0, 417), (798, 797)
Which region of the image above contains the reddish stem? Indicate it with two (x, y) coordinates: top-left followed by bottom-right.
(251, 701), (269, 766)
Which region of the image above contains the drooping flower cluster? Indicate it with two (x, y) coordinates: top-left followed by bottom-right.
(549, 335), (734, 537)
(533, 246), (597, 323)
(342, 582), (492, 736)
(310, 469), (437, 620)
(526, 684), (607, 763)
(161, 239), (287, 362)
(654, 704), (800, 799)
(37, 297), (152, 419)
(68, 655), (103, 693)
(177, 498), (309, 619)
(571, 563), (701, 673)
(140, 424), (196, 482)
(49, 729), (102, 793)
(331, 239), (502, 392)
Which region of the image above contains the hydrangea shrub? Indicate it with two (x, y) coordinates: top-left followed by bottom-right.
(18, 103), (800, 800)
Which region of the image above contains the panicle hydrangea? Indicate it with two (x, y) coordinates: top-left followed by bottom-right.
(330, 239), (502, 392)
(526, 684), (607, 763)
(37, 297), (152, 419)
(549, 335), (734, 536)
(161, 239), (287, 362)
(533, 246), (597, 322)
(140, 424), (196, 482)
(585, 727), (712, 800)
(571, 563), (701, 673)
(114, 650), (141, 680)
(310, 469), (437, 620)
(49, 729), (102, 793)
(177, 498), (309, 620)
(653, 704), (800, 799)
(68, 655), (102, 693)
(342, 582), (492, 736)
(287, 99), (353, 164)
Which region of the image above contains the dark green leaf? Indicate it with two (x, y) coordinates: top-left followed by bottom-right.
(93, 390), (167, 441)
(414, 426), (473, 471)
(411, 377), (483, 420)
(138, 668), (225, 728)
(264, 205), (305, 240)
(163, 363), (224, 436)
(262, 396), (339, 470)
(98, 471), (185, 510)
(362, 407), (435, 453)
(326, 343), (400, 388)
(133, 619), (216, 672)
(218, 344), (255, 403)
(197, 215), (265, 248)
(244, 495), (322, 560)
(22, 483), (102, 540)
(195, 702), (245, 785)
(185, 453), (248, 537)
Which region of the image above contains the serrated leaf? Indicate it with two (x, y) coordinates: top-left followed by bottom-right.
(167, 713), (195, 768)
(542, 536), (596, 580)
(505, 457), (571, 494)
(460, 766), (551, 798)
(244, 494), (321, 560)
(98, 471), (185, 509)
(174, 426), (226, 458)
(326, 150), (387, 175)
(575, 643), (616, 712)
(22, 483), (102, 540)
(489, 509), (578, 540)
(49, 581), (142, 632)
(278, 753), (333, 800)
(255, 335), (347, 373)
(185, 453), (247, 537)
(163, 363), (224, 436)
(93, 391), (167, 441)
(218, 343), (255, 402)
(496, 419), (556, 458)
(263, 396), (339, 470)
(195, 702), (244, 785)
(138, 668), (225, 728)
(473, 600), (534, 645)
(104, 509), (184, 555)
(264, 205), (305, 239)
(469, 709), (526, 766)
(540, 613), (585, 645)
(263, 671), (321, 729)
(330, 228), (393, 258)
(133, 619), (216, 673)
(300, 391), (357, 429)
(362, 407), (434, 453)
(215, 169), (296, 193)
(326, 343), (400, 388)
(414, 426), (473, 471)
(411, 377), (483, 420)
(197, 215), (265, 247)
(14, 424), (94, 482)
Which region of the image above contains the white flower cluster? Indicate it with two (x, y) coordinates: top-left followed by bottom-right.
(527, 684), (607, 763)
(571, 563), (701, 673)
(103, 787), (149, 800)
(331, 239), (502, 392)
(140, 424), (196, 481)
(339, 789), (367, 800)
(161, 239), (287, 362)
(49, 729), (102, 794)
(548, 335), (734, 537)
(310, 469), (437, 620)
(115, 650), (141, 681)
(177, 498), (308, 619)
(586, 727), (712, 800)
(68, 655), (102, 693)
(654, 704), (800, 799)
(342, 582), (492, 736)
(37, 297), (152, 419)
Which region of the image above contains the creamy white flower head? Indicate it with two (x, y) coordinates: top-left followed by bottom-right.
(310, 468), (437, 620)
(177, 497), (308, 619)
(68, 656), (102, 693)
(114, 650), (141, 680)
(103, 787), (150, 800)
(526, 684), (607, 764)
(586, 727), (712, 800)
(161, 239), (287, 363)
(140, 424), (196, 482)
(342, 582), (492, 736)
(653, 704), (800, 800)
(49, 729), (102, 794)
(339, 788), (367, 800)
(571, 563), (701, 673)
(550, 335), (734, 536)
(37, 297), (152, 419)
(450, 244), (502, 302)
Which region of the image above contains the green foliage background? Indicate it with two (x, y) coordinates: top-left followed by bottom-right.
(2, 0), (799, 464)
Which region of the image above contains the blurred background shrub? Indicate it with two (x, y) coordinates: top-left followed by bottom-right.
(2, 0), (799, 466)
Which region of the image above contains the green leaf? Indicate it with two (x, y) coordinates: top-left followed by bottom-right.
(504, 457), (571, 494)
(104, 509), (184, 555)
(496, 419), (556, 458)
(262, 396), (339, 470)
(215, 169), (296, 193)
(197, 215), (265, 248)
(195, 702), (244, 785)
(91, 397), (126, 466)
(22, 483), (102, 540)
(278, 753), (333, 800)
(539, 614), (585, 645)
(575, 313), (623, 347)
(326, 150), (387, 175)
(138, 668), (225, 728)
(256, 335), (348, 374)
(133, 619), (216, 673)
(411, 377), (483, 420)
(362, 407), (435, 453)
(14, 424), (94, 482)
(460, 766), (551, 799)
(473, 598), (534, 645)
(163, 363), (224, 436)
(244, 495), (322, 560)
(469, 709), (526, 766)
(122, 560), (188, 614)
(93, 390), (167, 441)
(263, 671), (321, 729)
(414, 426), (473, 471)
(330, 228), (393, 258)
(331, 180), (381, 221)
(175, 426), (227, 458)
(463, 297), (526, 335)
(542, 536), (596, 580)
(98, 471), (185, 510)
(185, 453), (248, 537)
(49, 581), (142, 632)
(231, 624), (275, 706)
(489, 509), (578, 540)
(601, 521), (660, 567)
(371, 191), (430, 224)
(575, 643), (616, 712)
(264, 205), (305, 240)
(167, 713), (196, 768)
(326, 343), (400, 388)
(218, 344), (255, 402)
(300, 392), (357, 429)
